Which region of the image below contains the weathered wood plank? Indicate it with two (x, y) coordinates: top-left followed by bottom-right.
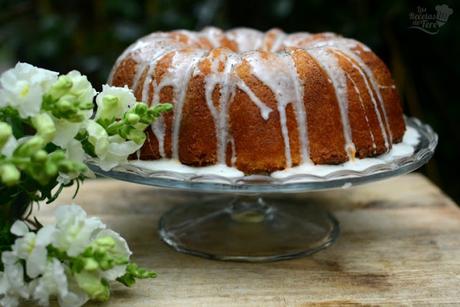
(33, 173), (460, 306)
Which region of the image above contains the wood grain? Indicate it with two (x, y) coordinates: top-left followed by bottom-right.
(33, 173), (460, 306)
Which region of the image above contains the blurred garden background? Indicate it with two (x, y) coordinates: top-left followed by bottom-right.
(1, 0), (459, 203)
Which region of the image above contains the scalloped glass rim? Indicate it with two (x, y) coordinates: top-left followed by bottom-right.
(87, 117), (437, 193)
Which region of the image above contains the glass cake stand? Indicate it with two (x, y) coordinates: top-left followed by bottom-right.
(88, 117), (437, 262)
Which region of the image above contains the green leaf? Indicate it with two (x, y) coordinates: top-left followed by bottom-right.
(116, 263), (157, 287)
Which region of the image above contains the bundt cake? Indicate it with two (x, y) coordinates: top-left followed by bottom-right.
(109, 27), (405, 174)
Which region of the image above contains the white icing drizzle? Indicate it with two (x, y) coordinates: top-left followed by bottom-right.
(343, 70), (377, 151)
(284, 51), (310, 164)
(236, 80), (273, 120)
(226, 28), (264, 51)
(229, 136), (237, 166)
(165, 50), (207, 159)
(138, 48), (205, 158)
(140, 53), (171, 157)
(108, 40), (151, 84)
(262, 29), (287, 52)
(306, 38), (393, 143)
(307, 48), (356, 158)
(200, 27), (224, 48)
(110, 28), (401, 173)
(243, 51), (311, 167)
(244, 52), (292, 167)
(331, 47), (391, 149)
(281, 33), (312, 49)
(203, 51), (240, 163)
(131, 62), (148, 92)
(379, 85), (396, 89)
(270, 32), (287, 52)
(330, 49), (388, 150)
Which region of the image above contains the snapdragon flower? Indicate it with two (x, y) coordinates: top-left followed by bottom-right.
(43, 70), (95, 123)
(95, 85), (135, 121)
(0, 63), (58, 118)
(52, 205), (105, 257)
(10, 221), (55, 279)
(41, 71), (96, 150)
(0, 204), (155, 307)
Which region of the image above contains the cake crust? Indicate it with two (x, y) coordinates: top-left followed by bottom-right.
(110, 27), (405, 174)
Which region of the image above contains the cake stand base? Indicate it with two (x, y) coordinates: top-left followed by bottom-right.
(159, 195), (340, 262)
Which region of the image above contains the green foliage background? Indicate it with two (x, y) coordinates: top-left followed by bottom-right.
(1, 0), (459, 202)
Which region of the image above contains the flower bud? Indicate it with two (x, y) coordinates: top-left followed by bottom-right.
(49, 150), (66, 162)
(45, 161), (58, 177)
(31, 113), (56, 142)
(48, 75), (73, 99)
(125, 113), (140, 125)
(56, 99), (74, 113)
(93, 236), (116, 251)
(15, 136), (45, 157)
(133, 103), (148, 115)
(80, 101), (94, 110)
(0, 164), (20, 186)
(58, 160), (79, 173)
(0, 122), (13, 149)
(102, 95), (119, 109)
(32, 149), (48, 162)
(127, 129), (146, 145)
(83, 257), (99, 271)
(152, 103), (173, 116)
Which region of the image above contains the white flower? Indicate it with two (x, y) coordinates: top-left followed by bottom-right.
(64, 139), (85, 164)
(45, 70), (95, 148)
(86, 120), (109, 157)
(0, 135), (17, 158)
(0, 204), (138, 307)
(98, 135), (142, 171)
(51, 117), (85, 148)
(10, 221), (55, 278)
(0, 252), (30, 307)
(95, 85), (135, 120)
(86, 121), (141, 171)
(0, 62), (58, 118)
(96, 229), (132, 280)
(64, 70), (96, 105)
(32, 258), (88, 307)
(32, 259), (67, 306)
(53, 205), (106, 257)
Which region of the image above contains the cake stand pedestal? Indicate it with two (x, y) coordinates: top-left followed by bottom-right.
(88, 117), (437, 262)
(159, 195), (339, 261)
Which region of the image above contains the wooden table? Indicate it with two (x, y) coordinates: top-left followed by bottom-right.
(37, 173), (460, 306)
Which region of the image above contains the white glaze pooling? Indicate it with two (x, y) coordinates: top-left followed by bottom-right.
(111, 27), (402, 172)
(272, 125), (419, 178)
(130, 159), (245, 177)
(129, 125), (420, 178)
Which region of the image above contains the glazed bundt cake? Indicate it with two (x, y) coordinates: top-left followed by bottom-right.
(109, 27), (405, 174)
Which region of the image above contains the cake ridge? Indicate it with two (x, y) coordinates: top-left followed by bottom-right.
(331, 48), (390, 150)
(307, 47), (355, 159)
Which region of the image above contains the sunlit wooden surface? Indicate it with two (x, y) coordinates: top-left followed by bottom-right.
(34, 173), (460, 306)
